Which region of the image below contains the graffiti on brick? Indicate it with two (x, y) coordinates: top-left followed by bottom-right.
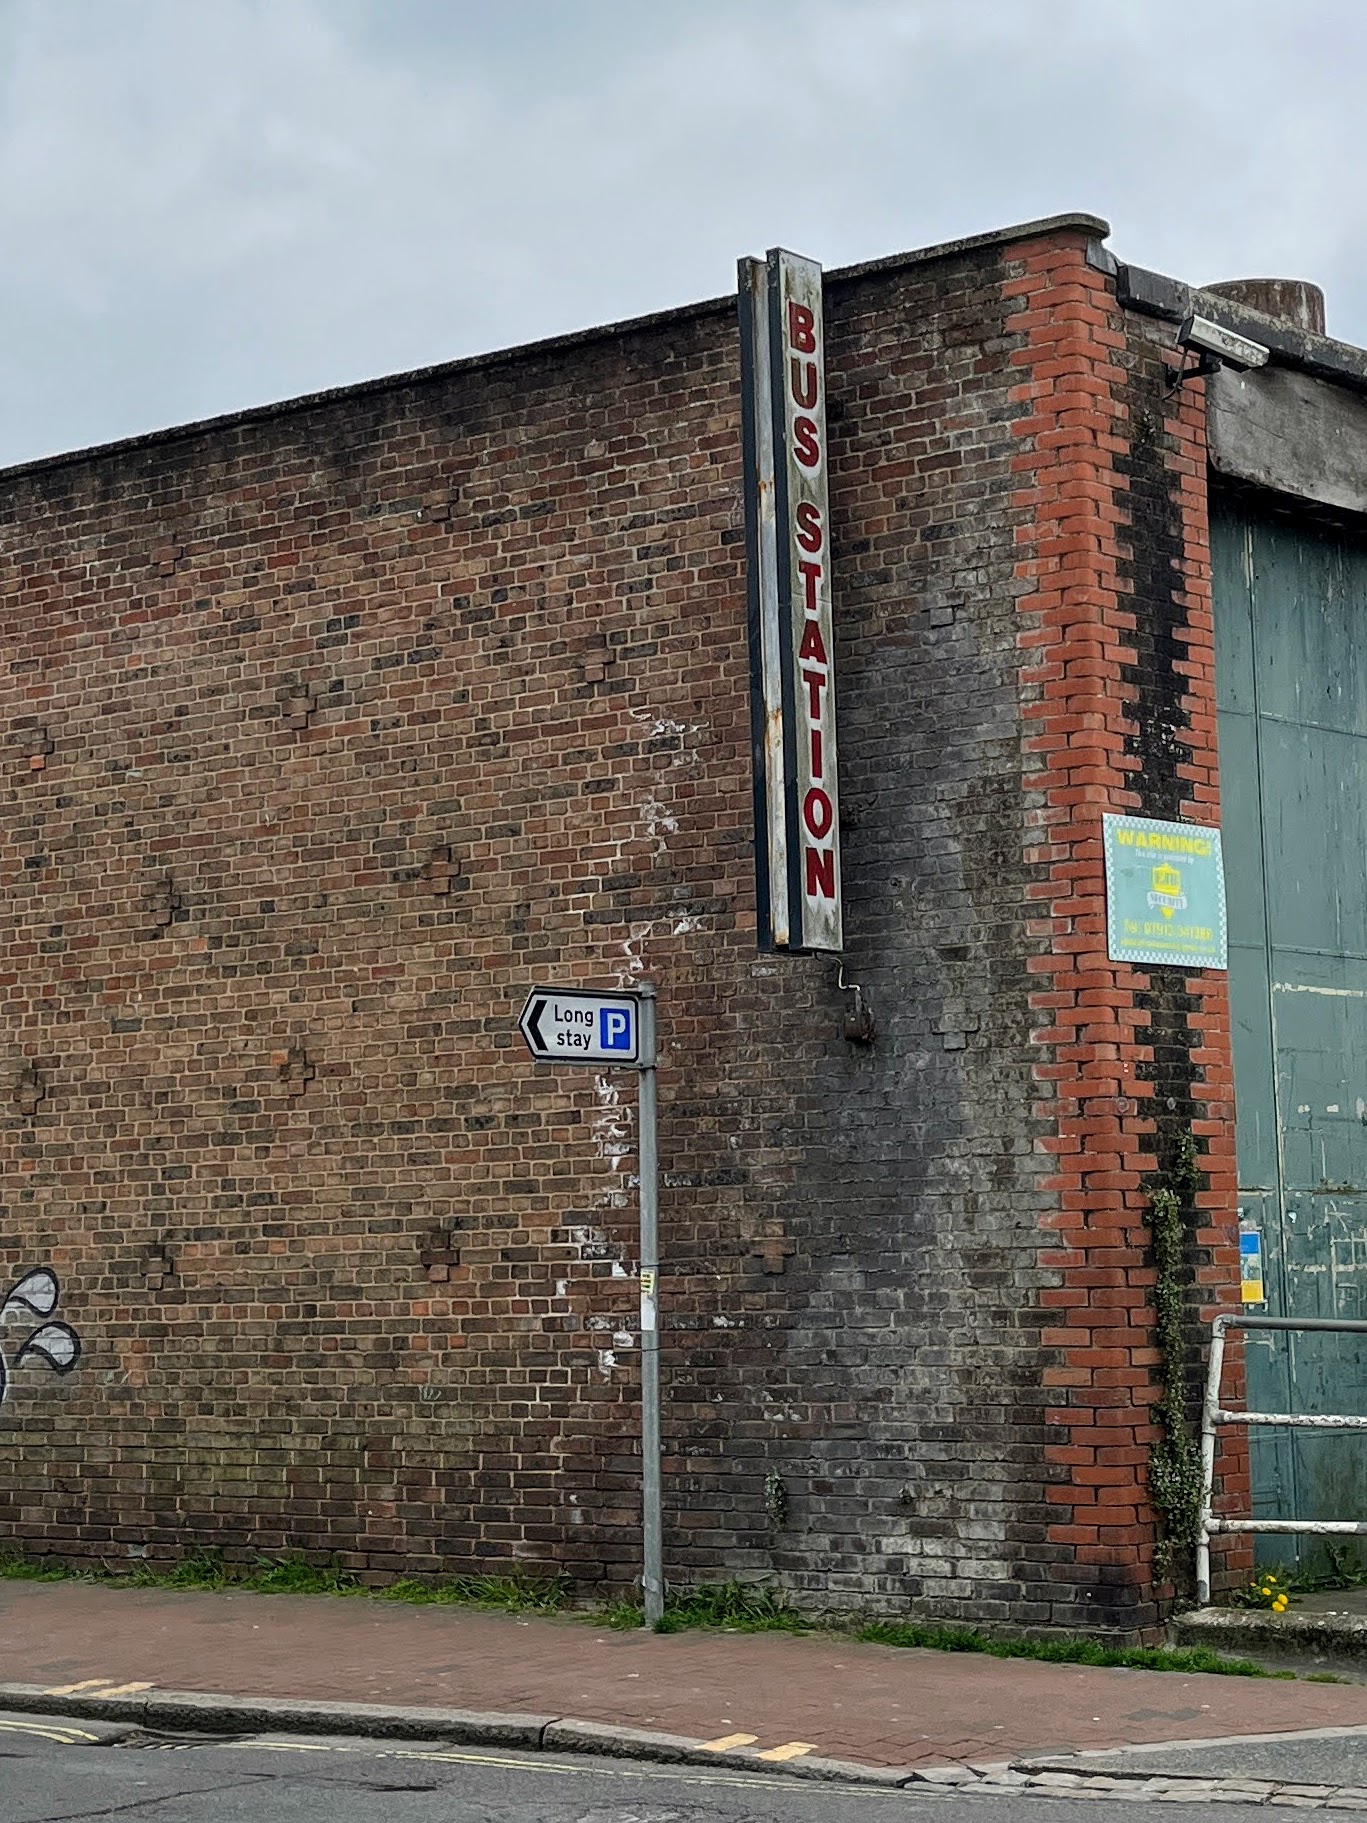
(0, 1269), (81, 1408)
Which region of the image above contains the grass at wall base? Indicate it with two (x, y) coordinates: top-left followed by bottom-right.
(0, 1550), (1307, 1679)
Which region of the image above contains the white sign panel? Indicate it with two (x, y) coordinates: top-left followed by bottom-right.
(519, 987), (642, 1065)
(739, 247), (842, 954)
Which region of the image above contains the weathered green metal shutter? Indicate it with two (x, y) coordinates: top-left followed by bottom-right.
(1213, 494), (1367, 1572)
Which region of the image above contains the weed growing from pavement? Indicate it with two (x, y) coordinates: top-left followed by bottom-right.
(1232, 1570), (1292, 1613)
(628, 1579), (810, 1635)
(1223, 1544), (1367, 1605)
(127, 1549), (363, 1597)
(0, 1553), (70, 1583)
(857, 1618), (1278, 1678)
(0, 1547), (569, 1613)
(1284, 1542), (1367, 1595)
(604, 1585), (1279, 1677)
(0, 1552), (1320, 1678)
(134, 1549), (234, 1590)
(383, 1572), (571, 1614)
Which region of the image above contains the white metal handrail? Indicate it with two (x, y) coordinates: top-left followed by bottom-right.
(1196, 1312), (1367, 1606)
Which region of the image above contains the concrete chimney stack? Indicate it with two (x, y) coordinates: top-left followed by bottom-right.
(1204, 278), (1326, 336)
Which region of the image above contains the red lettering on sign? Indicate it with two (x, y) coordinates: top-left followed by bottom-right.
(795, 501), (823, 553)
(810, 725), (823, 779)
(798, 618), (827, 664)
(802, 667), (826, 721)
(803, 787), (833, 840)
(788, 301), (816, 353)
(793, 415), (820, 469)
(790, 357), (818, 410)
(805, 846), (835, 899)
(798, 560), (821, 615)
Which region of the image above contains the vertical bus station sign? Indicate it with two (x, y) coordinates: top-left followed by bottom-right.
(739, 247), (842, 953)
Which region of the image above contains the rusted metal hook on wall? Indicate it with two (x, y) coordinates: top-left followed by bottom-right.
(836, 960), (876, 1046)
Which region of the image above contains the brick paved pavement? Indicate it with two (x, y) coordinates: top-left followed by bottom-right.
(1, 1581), (1362, 1770)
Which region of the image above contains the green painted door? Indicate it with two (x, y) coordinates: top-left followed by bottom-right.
(1213, 495), (1367, 1573)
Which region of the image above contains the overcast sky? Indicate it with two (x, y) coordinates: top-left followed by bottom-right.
(3, 0), (1364, 470)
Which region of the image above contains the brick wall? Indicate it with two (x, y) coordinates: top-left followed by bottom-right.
(0, 217), (1242, 1631)
(1010, 236), (1245, 1630)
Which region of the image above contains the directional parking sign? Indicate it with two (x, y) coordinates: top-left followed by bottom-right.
(518, 986), (643, 1066)
(518, 978), (661, 1619)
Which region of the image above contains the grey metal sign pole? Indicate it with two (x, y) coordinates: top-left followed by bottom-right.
(636, 984), (662, 1626)
(518, 981), (662, 1625)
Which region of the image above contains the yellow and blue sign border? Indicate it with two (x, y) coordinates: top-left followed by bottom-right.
(1102, 812), (1228, 971)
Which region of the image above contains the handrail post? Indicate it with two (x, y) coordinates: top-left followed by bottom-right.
(1196, 1314), (1227, 1607)
(1195, 1310), (1367, 1604)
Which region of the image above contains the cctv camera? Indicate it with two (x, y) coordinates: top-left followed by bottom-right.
(1177, 313), (1270, 373)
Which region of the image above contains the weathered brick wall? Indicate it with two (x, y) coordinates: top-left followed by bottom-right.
(0, 303), (768, 1585)
(743, 239), (1065, 1624)
(0, 217), (1242, 1630)
(1010, 240), (1245, 1630)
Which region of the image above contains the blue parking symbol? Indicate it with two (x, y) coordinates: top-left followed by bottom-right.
(600, 1007), (633, 1052)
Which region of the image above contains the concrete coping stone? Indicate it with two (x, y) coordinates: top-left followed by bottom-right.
(1177, 1605), (1367, 1651)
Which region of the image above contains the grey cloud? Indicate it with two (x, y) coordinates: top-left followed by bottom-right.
(2, 0), (1365, 467)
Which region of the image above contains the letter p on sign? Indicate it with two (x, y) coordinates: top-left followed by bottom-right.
(600, 1008), (632, 1052)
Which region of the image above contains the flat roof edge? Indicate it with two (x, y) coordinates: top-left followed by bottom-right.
(0, 292), (738, 491)
(827, 210), (1110, 289)
(0, 211), (1112, 489)
(1118, 261), (1367, 395)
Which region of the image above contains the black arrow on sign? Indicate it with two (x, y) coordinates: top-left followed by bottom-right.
(525, 995), (547, 1051)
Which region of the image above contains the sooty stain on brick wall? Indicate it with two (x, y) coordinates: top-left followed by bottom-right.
(1119, 322), (1228, 1526)
(1120, 332), (1204, 1178)
(1119, 357), (1195, 826)
(750, 248), (1062, 1621)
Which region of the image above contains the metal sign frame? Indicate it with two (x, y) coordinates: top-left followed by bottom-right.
(518, 986), (642, 1065)
(740, 247), (842, 954)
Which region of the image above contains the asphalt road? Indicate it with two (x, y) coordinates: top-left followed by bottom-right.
(1045, 1731), (1367, 1787)
(0, 1710), (1283, 1823)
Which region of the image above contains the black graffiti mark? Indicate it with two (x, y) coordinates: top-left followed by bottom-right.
(15, 1322), (80, 1373)
(3, 1268), (59, 1321)
(0, 1267), (81, 1409)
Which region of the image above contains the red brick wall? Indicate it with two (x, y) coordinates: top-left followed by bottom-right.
(1009, 230), (1245, 1630)
(0, 219), (1244, 1631)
